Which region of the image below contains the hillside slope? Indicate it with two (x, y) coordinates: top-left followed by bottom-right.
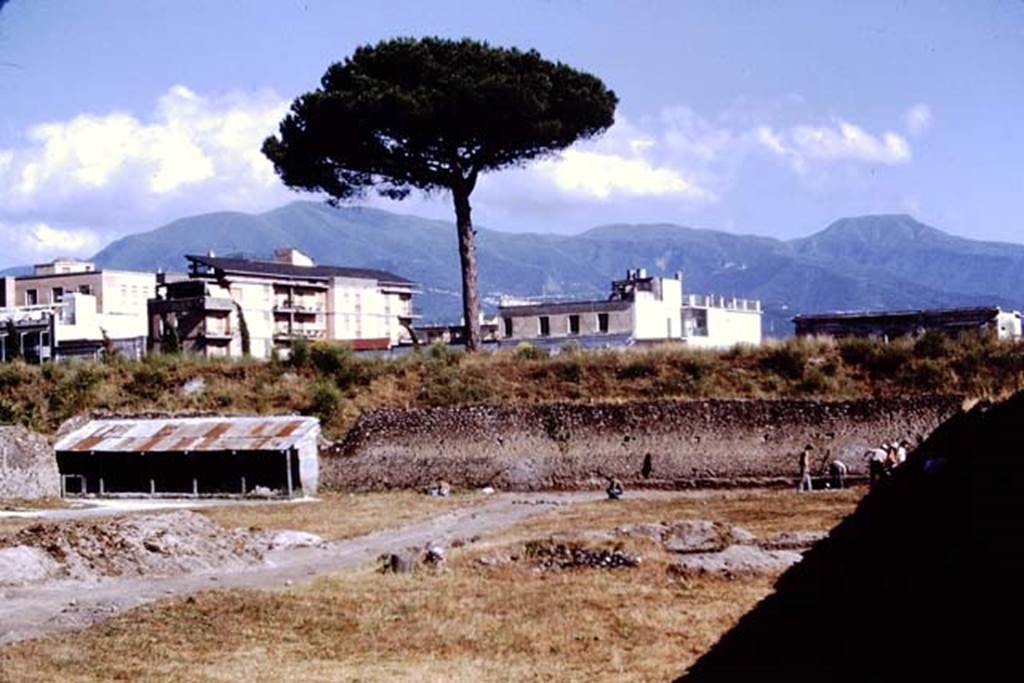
(91, 203), (1023, 333)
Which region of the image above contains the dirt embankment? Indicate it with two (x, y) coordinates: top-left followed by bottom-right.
(0, 426), (59, 499)
(323, 396), (964, 491)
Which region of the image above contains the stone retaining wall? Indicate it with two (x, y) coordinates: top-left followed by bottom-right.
(323, 396), (965, 491)
(0, 426), (59, 499)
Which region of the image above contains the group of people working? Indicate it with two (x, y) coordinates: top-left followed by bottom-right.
(797, 438), (911, 492)
(864, 440), (911, 488)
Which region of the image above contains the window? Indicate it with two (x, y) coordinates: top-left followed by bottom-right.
(598, 313), (609, 334)
(51, 287), (64, 303)
(539, 316), (550, 337)
(569, 315), (580, 335)
(78, 285), (91, 295)
(503, 317), (513, 338)
(25, 289), (37, 306)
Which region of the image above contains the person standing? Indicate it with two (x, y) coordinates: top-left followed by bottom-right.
(798, 444), (814, 492)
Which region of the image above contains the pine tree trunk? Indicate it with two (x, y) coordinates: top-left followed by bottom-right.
(453, 188), (482, 352)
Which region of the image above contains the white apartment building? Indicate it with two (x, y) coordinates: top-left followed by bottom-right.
(148, 248), (418, 358)
(0, 259), (155, 362)
(499, 269), (762, 350)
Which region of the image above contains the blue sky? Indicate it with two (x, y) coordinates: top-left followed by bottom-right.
(0, 0), (1021, 267)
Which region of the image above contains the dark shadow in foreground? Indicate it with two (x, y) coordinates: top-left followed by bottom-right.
(680, 393), (1023, 682)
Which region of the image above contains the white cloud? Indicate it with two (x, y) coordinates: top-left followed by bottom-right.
(0, 221), (100, 258)
(904, 103), (932, 137)
(0, 85), (290, 226)
(756, 120), (911, 169)
(534, 149), (709, 200)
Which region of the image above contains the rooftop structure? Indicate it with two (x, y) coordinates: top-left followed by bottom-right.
(793, 307), (1023, 341)
(55, 415), (320, 498)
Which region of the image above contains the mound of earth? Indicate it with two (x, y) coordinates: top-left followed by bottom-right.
(0, 511), (281, 586)
(682, 393), (1024, 682)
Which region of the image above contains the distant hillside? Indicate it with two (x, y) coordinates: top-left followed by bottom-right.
(90, 202), (1024, 334)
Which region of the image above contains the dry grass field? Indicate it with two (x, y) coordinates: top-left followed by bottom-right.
(0, 488), (864, 682)
(198, 491), (481, 541)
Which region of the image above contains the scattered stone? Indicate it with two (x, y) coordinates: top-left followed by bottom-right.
(425, 480), (451, 497)
(662, 521), (744, 554)
(525, 539), (641, 571)
(669, 545), (803, 578)
(616, 522), (670, 543)
(181, 378), (206, 397)
(379, 550), (418, 575)
(267, 530), (323, 550)
(284, 579), (293, 587)
(758, 531), (827, 551)
(423, 544), (446, 569)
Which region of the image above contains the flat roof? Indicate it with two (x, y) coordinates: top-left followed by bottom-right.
(793, 306), (1012, 322)
(55, 416), (320, 454)
(499, 299), (632, 316)
(187, 254), (413, 285)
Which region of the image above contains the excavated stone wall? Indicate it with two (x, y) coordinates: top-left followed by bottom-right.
(0, 426), (59, 499)
(322, 396), (965, 491)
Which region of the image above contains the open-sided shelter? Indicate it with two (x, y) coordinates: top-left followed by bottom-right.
(54, 416), (319, 497)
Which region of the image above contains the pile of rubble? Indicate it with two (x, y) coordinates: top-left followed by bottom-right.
(0, 511), (322, 587)
(524, 539), (641, 571)
(614, 519), (820, 578)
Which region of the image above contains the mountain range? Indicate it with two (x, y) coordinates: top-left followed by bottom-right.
(73, 202), (1024, 335)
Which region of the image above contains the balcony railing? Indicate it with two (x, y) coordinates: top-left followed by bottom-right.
(683, 294), (762, 312)
(273, 328), (326, 340)
(273, 300), (324, 313)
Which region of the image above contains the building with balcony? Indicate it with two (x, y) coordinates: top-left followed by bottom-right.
(498, 269), (762, 350)
(148, 248), (418, 358)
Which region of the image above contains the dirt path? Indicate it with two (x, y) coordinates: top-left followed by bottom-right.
(0, 492), (600, 646)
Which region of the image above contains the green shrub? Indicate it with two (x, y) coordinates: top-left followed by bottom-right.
(513, 342), (547, 361)
(126, 363), (170, 401)
(617, 356), (657, 380)
(759, 342), (810, 380)
(289, 336), (311, 368)
(797, 367), (839, 395)
(913, 330), (953, 360)
(309, 380), (343, 423)
(0, 362), (31, 390)
(899, 359), (954, 392)
(553, 358), (583, 384)
(418, 364), (492, 406)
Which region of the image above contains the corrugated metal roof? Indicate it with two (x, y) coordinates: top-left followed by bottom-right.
(54, 416), (319, 454)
